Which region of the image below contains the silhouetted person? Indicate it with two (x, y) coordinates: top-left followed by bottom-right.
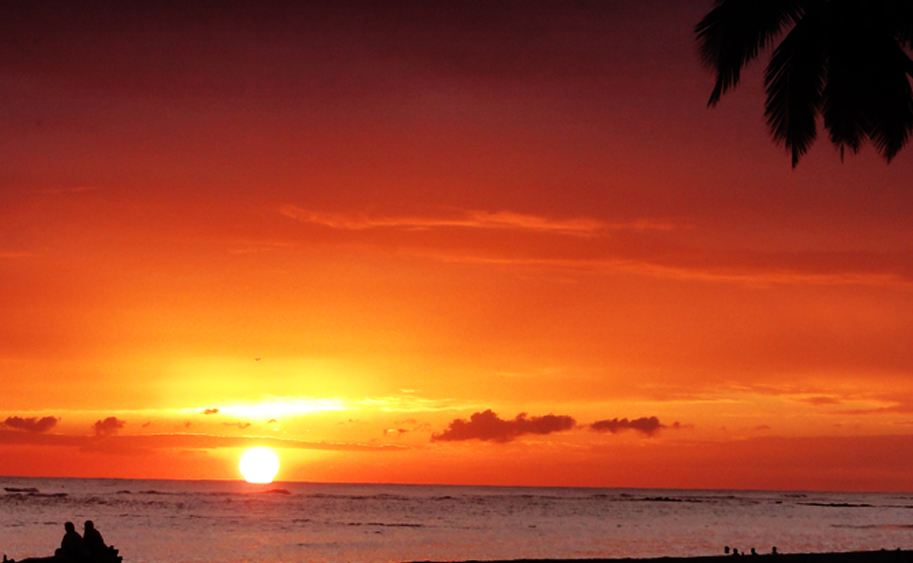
(733, 548), (740, 556)
(751, 547), (758, 556)
(56, 521), (88, 562)
(83, 521), (106, 557)
(724, 546), (731, 555)
(83, 520), (121, 563)
(772, 547), (778, 556)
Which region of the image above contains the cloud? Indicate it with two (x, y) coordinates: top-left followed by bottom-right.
(429, 252), (913, 289)
(202, 408), (219, 415)
(92, 417), (125, 437)
(0, 429), (407, 453)
(0, 430), (84, 447)
(222, 422), (251, 429)
(589, 416), (671, 436)
(227, 240), (299, 255)
(837, 404), (913, 415)
(386, 418), (431, 437)
(3, 416), (59, 433)
(353, 395), (480, 413)
(432, 410), (576, 442)
(280, 204), (913, 289)
(799, 396), (842, 406)
(32, 186), (100, 195)
(0, 250), (36, 260)
(280, 205), (673, 237)
(822, 394), (913, 416)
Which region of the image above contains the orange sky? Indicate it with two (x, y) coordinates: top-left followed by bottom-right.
(2, 0), (913, 491)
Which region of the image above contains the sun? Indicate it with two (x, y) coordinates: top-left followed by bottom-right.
(239, 446), (280, 484)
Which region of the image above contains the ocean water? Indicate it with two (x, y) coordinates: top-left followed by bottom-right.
(1, 478), (912, 562)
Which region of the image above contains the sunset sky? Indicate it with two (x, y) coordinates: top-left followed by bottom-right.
(3, 0), (913, 492)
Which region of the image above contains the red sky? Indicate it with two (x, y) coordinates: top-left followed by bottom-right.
(2, 0), (913, 491)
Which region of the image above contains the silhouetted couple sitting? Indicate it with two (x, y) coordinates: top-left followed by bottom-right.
(56, 521), (121, 563)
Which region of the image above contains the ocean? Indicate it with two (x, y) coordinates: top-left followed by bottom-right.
(1, 477), (911, 562)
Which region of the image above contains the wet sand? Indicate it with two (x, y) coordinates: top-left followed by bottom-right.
(414, 549), (913, 563)
(6, 549), (912, 563)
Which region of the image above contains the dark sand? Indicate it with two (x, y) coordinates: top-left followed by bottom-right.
(412, 550), (913, 563)
(7, 549), (912, 563)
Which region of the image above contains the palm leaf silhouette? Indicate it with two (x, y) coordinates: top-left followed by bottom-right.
(696, 0), (913, 166)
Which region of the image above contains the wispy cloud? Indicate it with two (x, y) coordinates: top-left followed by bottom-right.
(427, 252), (913, 289)
(836, 402), (913, 415)
(621, 259), (913, 289)
(226, 239), (299, 255)
(798, 396), (843, 406)
(7, 395), (477, 423)
(0, 250), (36, 260)
(32, 186), (100, 195)
(354, 395), (481, 413)
(280, 205), (674, 237)
(192, 398), (346, 419)
(278, 206), (912, 289)
(0, 429), (406, 453)
(222, 422), (251, 429)
(180, 395), (476, 419)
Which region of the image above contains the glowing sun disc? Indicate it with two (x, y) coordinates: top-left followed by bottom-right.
(239, 447), (280, 484)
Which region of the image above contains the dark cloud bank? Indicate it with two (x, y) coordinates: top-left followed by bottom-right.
(432, 410), (576, 443)
(434, 411), (682, 442)
(3, 416), (59, 433)
(93, 416), (126, 436)
(590, 416), (680, 436)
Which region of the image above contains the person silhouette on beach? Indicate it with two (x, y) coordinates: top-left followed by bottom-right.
(56, 521), (88, 561)
(83, 521), (107, 558)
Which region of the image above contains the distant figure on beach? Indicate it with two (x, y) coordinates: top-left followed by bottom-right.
(56, 521), (88, 561)
(724, 546), (730, 555)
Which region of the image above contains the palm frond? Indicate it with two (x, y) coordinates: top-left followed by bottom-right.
(822, 72), (864, 159)
(764, 14), (827, 167)
(884, 0), (913, 49)
(822, 49), (867, 158)
(698, 0), (913, 164)
(823, 6), (913, 163)
(860, 40), (913, 161)
(695, 0), (805, 106)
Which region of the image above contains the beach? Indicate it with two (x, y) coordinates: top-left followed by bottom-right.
(418, 551), (913, 563)
(10, 549), (913, 563)
(3, 478), (912, 562)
